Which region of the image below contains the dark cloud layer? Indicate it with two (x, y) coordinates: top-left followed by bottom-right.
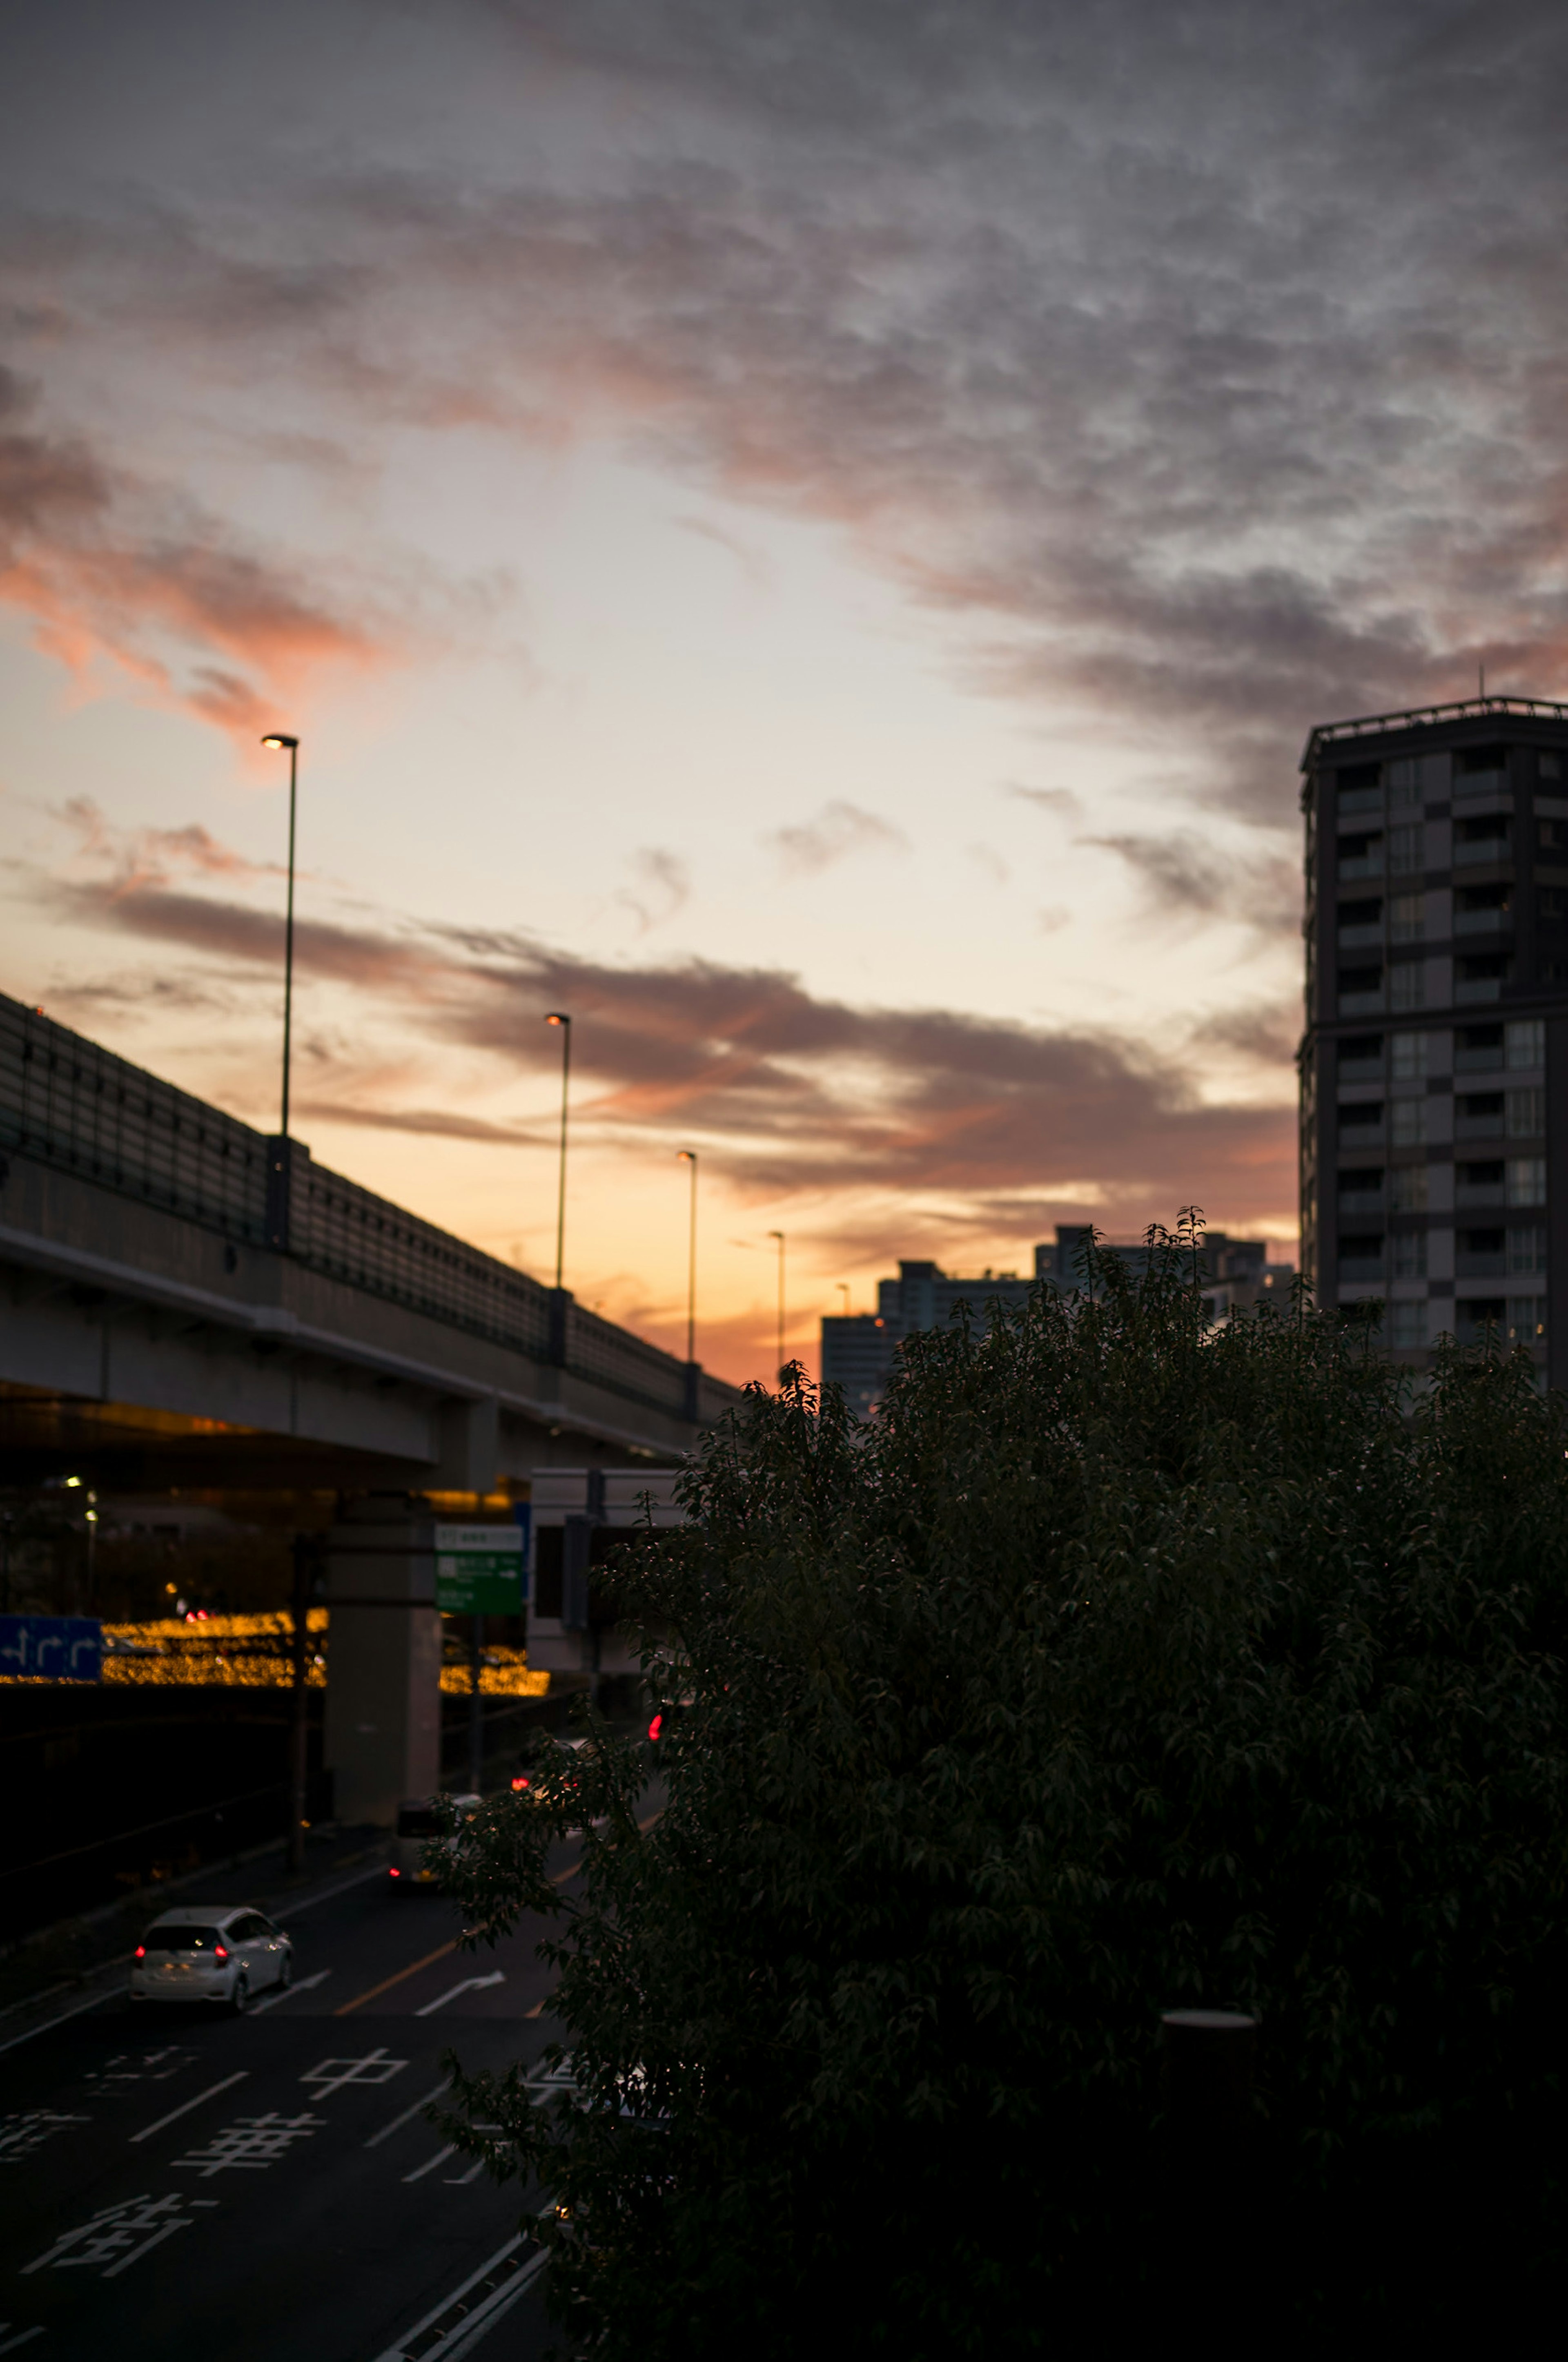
(31, 856), (1293, 1220)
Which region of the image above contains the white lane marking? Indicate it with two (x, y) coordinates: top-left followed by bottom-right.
(414, 1972), (504, 2019)
(0, 2327), (47, 2353)
(299, 2048), (407, 2099)
(429, 2250), (549, 2360)
(253, 1970), (331, 2013)
(129, 2072), (249, 2146)
(0, 1986), (120, 2060)
(364, 2081), (449, 2150)
(401, 2144), (457, 2182)
(368, 2232), (524, 2362)
(443, 2158), (488, 2186)
(270, 1863), (389, 1917)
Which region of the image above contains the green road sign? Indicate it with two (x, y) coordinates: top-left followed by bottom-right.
(434, 1521), (526, 1614)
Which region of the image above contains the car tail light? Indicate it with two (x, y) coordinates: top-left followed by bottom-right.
(389, 1866), (401, 1878)
(134, 1945), (146, 1960)
(648, 1714), (663, 1742)
(214, 1945), (228, 1961)
(510, 1775), (529, 1791)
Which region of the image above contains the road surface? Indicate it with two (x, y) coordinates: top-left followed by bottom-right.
(0, 1842), (579, 2359)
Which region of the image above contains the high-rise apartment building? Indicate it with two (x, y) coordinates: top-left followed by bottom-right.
(1299, 695), (1568, 1381)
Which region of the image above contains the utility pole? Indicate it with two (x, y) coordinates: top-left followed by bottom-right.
(678, 1150), (698, 1364)
(468, 1613), (485, 1795)
(287, 1534), (312, 1872)
(261, 734), (301, 1137)
(768, 1229), (786, 1383)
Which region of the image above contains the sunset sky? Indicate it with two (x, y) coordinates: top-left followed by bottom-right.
(4, 1), (1566, 1385)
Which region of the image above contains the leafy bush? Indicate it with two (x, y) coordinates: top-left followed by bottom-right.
(441, 1220), (1568, 2347)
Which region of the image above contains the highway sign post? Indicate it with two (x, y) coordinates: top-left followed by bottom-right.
(0, 1615), (103, 1682)
(433, 1522), (528, 1614)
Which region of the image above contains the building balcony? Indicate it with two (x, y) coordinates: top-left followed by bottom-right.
(1338, 1188), (1386, 1216)
(1336, 923), (1384, 950)
(1338, 1054), (1384, 1083)
(1455, 1250), (1506, 1277)
(1337, 853), (1385, 881)
(1452, 838), (1510, 866)
(1337, 990), (1385, 1017)
(1455, 1184), (1506, 1209)
(1453, 909), (1512, 935)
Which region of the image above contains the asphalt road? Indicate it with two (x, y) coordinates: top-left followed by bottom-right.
(0, 1845), (581, 2360)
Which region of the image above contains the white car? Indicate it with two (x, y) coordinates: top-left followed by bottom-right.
(129, 1905), (294, 2012)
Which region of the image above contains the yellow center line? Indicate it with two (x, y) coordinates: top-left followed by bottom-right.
(335, 1817), (658, 2015)
(335, 1938), (459, 2017)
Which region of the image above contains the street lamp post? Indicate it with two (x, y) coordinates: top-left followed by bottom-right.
(260, 734), (301, 1136)
(768, 1229), (786, 1384)
(678, 1151), (698, 1365)
(544, 1013), (571, 1292)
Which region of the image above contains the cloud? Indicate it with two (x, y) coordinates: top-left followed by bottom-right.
(1081, 829), (1300, 934)
(0, 365), (386, 742)
(1005, 786), (1082, 821)
(766, 799), (908, 877)
(617, 845), (690, 934)
(25, 852), (1294, 1222)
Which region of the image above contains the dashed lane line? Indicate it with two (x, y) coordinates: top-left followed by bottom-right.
(402, 2144), (457, 2184)
(253, 1969), (332, 2013)
(129, 2071), (249, 2145)
(365, 2080), (452, 2150)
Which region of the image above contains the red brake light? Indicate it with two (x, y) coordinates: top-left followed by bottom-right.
(511, 1775), (528, 1791)
(214, 1945), (228, 1961)
(389, 1866), (401, 1878)
(134, 1945), (146, 1960)
(648, 1714), (663, 1742)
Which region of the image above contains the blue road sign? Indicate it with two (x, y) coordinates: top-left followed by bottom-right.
(0, 1615), (104, 1682)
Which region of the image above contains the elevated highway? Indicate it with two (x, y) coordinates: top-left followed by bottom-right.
(0, 991), (739, 1490)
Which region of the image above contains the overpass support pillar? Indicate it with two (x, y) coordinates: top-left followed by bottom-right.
(324, 1497), (442, 1828)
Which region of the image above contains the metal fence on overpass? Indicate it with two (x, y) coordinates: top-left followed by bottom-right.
(0, 991), (724, 1426)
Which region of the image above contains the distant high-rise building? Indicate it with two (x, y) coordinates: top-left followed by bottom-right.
(820, 1229), (1291, 1416)
(1299, 694), (1568, 1379)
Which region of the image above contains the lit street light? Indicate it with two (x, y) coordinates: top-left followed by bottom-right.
(768, 1229), (786, 1384)
(677, 1150), (699, 1365)
(544, 1013), (571, 1291)
(260, 732), (301, 1137)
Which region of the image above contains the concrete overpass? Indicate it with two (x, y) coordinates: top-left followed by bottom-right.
(0, 991), (739, 1819)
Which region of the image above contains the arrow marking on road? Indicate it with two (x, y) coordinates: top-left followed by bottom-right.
(414, 1972), (504, 2019)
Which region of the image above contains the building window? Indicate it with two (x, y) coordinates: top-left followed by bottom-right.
(1506, 1019), (1545, 1069)
(1389, 1166), (1428, 1213)
(1540, 750), (1562, 780)
(1457, 1160), (1506, 1207)
(1390, 1300), (1426, 1349)
(1507, 1157), (1546, 1206)
(1454, 1022), (1503, 1071)
(1538, 816), (1568, 852)
(1388, 756), (1421, 806)
(1389, 824), (1423, 874)
(1392, 1231), (1428, 1279)
(1456, 1226), (1506, 1276)
(1338, 1168), (1385, 1213)
(1391, 1098), (1428, 1147)
(1336, 896), (1383, 945)
(1538, 888), (1568, 932)
(1339, 1033), (1384, 1079)
(1506, 1086), (1544, 1138)
(1339, 1235), (1385, 1277)
(1454, 883), (1512, 934)
(1337, 1100), (1385, 1140)
(1337, 964), (1384, 1013)
(1388, 892), (1423, 942)
(1453, 815), (1510, 864)
(1454, 954), (1511, 1003)
(1455, 1296), (1508, 1343)
(1390, 961), (1425, 1011)
(1390, 1030), (1427, 1080)
(1455, 1091), (1504, 1140)
(1455, 744), (1509, 796)
(1337, 833), (1385, 879)
(1336, 762), (1382, 814)
(1508, 1297), (1546, 1343)
(1509, 1224), (1547, 1272)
